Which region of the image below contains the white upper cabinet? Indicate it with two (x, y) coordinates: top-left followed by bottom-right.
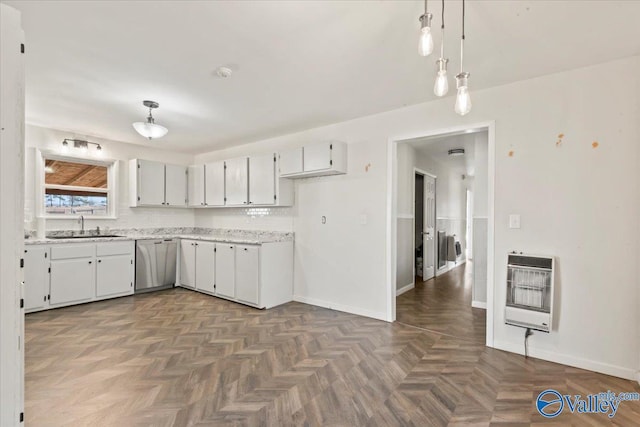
(249, 153), (276, 205)
(205, 161), (225, 206)
(278, 148), (303, 176)
(134, 159), (165, 205)
(225, 157), (249, 206)
(165, 164), (187, 207)
(188, 165), (205, 207)
(278, 141), (347, 179)
(130, 159), (188, 207)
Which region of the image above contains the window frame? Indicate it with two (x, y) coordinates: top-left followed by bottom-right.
(36, 149), (118, 220)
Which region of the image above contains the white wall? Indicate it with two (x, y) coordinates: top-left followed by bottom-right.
(395, 144), (415, 290)
(472, 132), (489, 305)
(24, 125), (196, 232)
(194, 55), (640, 380)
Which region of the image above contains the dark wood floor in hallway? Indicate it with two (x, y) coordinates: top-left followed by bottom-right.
(25, 284), (640, 426)
(396, 263), (486, 344)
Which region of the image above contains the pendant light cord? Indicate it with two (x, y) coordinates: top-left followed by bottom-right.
(460, 0), (465, 73)
(440, 0), (445, 57)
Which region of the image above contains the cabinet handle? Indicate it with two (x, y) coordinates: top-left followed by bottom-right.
(244, 248), (247, 251)
(88, 261), (92, 264)
(98, 260), (102, 263)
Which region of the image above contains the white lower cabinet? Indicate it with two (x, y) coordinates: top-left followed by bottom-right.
(180, 240), (197, 288)
(50, 256), (95, 306)
(25, 241), (135, 312)
(195, 241), (216, 294)
(178, 239), (293, 309)
(215, 244), (236, 299)
(235, 245), (259, 305)
(24, 246), (49, 312)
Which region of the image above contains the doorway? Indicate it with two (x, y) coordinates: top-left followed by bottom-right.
(414, 171), (436, 281)
(390, 123), (494, 345)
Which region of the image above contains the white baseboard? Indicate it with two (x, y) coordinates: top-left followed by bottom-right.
(493, 340), (637, 381)
(436, 258), (466, 277)
(293, 295), (388, 322)
(471, 300), (487, 309)
(396, 283), (415, 296)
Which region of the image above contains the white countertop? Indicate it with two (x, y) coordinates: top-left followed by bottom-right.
(24, 228), (293, 246)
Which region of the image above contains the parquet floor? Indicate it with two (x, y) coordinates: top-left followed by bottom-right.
(25, 273), (640, 426)
(396, 263), (486, 344)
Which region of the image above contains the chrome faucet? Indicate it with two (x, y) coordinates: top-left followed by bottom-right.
(78, 215), (85, 235)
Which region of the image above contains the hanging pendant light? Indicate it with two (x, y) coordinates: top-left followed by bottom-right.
(133, 100), (168, 140)
(455, 0), (472, 115)
(418, 0), (434, 57)
(433, 0), (449, 97)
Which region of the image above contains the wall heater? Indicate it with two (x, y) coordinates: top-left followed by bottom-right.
(505, 253), (554, 333)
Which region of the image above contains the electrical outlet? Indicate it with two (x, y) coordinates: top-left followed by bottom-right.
(509, 214), (520, 229)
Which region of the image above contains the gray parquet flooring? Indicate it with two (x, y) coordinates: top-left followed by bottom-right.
(25, 266), (640, 426)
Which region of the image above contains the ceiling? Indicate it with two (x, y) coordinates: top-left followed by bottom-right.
(405, 131), (484, 177)
(6, 1), (640, 154)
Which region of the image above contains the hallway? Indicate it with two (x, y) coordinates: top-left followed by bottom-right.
(396, 263), (486, 344)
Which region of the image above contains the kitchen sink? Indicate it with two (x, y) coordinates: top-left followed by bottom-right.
(47, 234), (123, 239)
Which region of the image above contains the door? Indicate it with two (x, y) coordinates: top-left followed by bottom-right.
(180, 240), (196, 288)
(235, 245), (260, 305)
(195, 241), (215, 294)
(49, 258), (94, 305)
(215, 244), (235, 298)
(24, 246), (48, 311)
(225, 157), (248, 205)
(303, 142), (332, 172)
(97, 255), (132, 297)
(137, 159), (165, 206)
(205, 161), (225, 206)
(188, 165), (205, 207)
(279, 148), (303, 175)
(165, 164), (187, 206)
(422, 174), (436, 280)
(249, 153), (276, 205)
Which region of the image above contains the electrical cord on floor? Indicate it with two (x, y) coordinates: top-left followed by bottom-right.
(524, 327), (533, 358)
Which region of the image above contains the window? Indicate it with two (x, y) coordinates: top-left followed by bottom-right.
(39, 153), (117, 218)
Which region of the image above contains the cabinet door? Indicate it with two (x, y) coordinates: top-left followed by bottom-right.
(24, 246), (49, 311)
(248, 154), (276, 205)
(137, 159), (165, 206)
(303, 142), (332, 172)
(50, 258), (94, 306)
(180, 240), (197, 288)
(224, 157), (248, 206)
(165, 164), (187, 206)
(235, 245), (260, 305)
(97, 255), (133, 297)
(205, 161), (225, 206)
(188, 165), (205, 207)
(195, 241), (215, 294)
(215, 244), (235, 298)
(279, 148), (303, 176)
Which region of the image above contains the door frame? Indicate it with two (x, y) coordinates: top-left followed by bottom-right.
(412, 168), (436, 281)
(386, 121), (496, 347)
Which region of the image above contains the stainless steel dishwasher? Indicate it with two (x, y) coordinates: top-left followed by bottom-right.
(135, 239), (178, 293)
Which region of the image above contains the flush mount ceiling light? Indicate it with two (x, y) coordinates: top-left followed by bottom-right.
(418, 0), (434, 57)
(61, 138), (103, 155)
(448, 148), (465, 156)
(132, 100), (168, 140)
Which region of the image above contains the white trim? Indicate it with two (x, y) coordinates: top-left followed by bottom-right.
(396, 283), (415, 296)
(436, 217), (467, 221)
(386, 120), (496, 348)
(493, 340), (637, 381)
(472, 216), (489, 219)
(436, 258), (466, 276)
(293, 295), (388, 322)
(472, 301), (487, 309)
(397, 214), (414, 219)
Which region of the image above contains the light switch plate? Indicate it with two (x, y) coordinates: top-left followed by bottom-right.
(509, 214), (520, 229)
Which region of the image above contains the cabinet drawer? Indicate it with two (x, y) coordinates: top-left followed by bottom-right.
(50, 244), (95, 260)
(97, 241), (133, 256)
